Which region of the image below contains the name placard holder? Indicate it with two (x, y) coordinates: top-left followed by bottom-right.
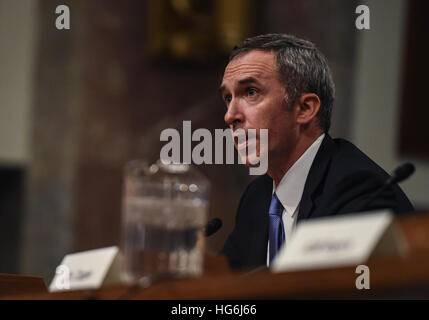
(49, 246), (121, 292)
(272, 210), (407, 272)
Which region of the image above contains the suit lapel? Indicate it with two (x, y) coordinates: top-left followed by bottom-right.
(298, 134), (335, 222)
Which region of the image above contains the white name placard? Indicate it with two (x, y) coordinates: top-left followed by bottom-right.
(271, 210), (406, 273)
(49, 246), (121, 292)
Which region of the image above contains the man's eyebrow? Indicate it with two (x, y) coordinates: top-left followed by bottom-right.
(238, 77), (261, 86)
(219, 77), (261, 94)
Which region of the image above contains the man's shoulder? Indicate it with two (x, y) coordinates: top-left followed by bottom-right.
(248, 173), (272, 188)
(241, 136), (391, 195)
(326, 136), (391, 179)
(240, 174), (272, 200)
(240, 136), (397, 203)
(314, 136), (414, 214)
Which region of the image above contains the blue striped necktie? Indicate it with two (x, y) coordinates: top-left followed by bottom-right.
(269, 193), (285, 265)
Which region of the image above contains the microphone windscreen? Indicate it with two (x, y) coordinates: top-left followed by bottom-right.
(205, 218), (222, 237)
(393, 162), (415, 183)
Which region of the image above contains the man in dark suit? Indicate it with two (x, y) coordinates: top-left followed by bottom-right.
(219, 34), (414, 270)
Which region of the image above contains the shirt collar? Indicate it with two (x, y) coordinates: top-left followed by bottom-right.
(273, 133), (325, 218)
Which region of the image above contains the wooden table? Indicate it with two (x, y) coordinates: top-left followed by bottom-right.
(3, 211), (429, 299)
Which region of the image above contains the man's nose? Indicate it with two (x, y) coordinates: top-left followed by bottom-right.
(224, 98), (243, 128)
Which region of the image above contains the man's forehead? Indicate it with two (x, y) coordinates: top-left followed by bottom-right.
(222, 50), (278, 83)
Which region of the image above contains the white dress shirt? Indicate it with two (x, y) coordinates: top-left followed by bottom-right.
(267, 133), (325, 266)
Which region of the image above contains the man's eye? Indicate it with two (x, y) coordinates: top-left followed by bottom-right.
(247, 88), (257, 96)
(225, 95), (232, 104)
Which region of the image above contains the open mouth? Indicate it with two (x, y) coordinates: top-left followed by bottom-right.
(232, 130), (258, 151)
(232, 130), (247, 150)
(236, 139), (249, 151)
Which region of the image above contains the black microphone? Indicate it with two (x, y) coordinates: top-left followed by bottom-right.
(385, 162), (415, 185)
(359, 162), (415, 211)
(205, 218), (222, 237)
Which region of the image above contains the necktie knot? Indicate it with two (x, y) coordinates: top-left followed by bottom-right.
(269, 193), (284, 216)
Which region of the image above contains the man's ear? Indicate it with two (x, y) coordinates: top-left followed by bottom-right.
(296, 93), (321, 125)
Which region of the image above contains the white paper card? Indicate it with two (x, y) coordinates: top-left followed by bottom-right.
(49, 246), (121, 292)
(271, 210), (405, 273)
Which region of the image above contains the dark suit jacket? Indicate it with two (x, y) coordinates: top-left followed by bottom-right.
(221, 134), (414, 270)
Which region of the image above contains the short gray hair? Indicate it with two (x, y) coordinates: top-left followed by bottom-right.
(230, 33), (335, 132)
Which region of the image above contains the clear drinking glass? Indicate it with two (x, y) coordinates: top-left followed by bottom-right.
(120, 160), (210, 284)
